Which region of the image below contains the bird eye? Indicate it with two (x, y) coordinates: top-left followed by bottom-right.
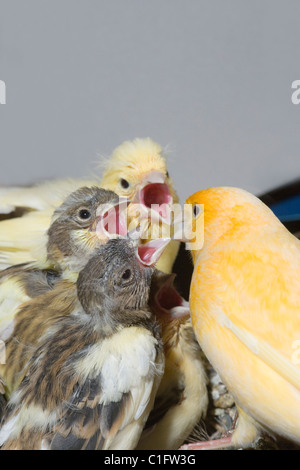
(120, 178), (130, 189)
(166, 171), (169, 178)
(193, 204), (201, 218)
(78, 208), (92, 220)
(121, 269), (132, 280)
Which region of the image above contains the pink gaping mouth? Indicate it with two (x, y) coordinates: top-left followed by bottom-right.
(150, 273), (190, 321)
(102, 205), (128, 237)
(136, 238), (170, 267)
(141, 183), (172, 207)
(96, 198), (129, 238)
(139, 183), (173, 221)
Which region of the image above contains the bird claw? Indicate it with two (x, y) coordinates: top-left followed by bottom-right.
(178, 433), (234, 451)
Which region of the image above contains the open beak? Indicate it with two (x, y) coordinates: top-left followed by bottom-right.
(94, 197), (130, 239)
(135, 237), (171, 267)
(134, 171), (173, 223)
(150, 273), (190, 322)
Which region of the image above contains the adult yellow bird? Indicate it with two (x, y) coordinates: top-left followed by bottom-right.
(180, 186), (300, 450)
(0, 138), (179, 274)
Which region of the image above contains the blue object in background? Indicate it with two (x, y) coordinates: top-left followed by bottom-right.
(259, 179), (300, 236)
(269, 194), (300, 222)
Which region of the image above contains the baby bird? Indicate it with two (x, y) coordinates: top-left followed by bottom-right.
(0, 179), (97, 268)
(180, 187), (300, 450)
(0, 186), (127, 397)
(0, 138), (179, 274)
(0, 238), (165, 450)
(100, 138), (180, 274)
(136, 271), (208, 450)
(44, 186), (128, 277)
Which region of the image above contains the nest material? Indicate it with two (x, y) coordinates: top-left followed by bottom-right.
(185, 353), (300, 450)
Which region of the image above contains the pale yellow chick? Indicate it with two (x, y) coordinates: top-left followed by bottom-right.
(98, 138), (180, 274)
(180, 187), (300, 450)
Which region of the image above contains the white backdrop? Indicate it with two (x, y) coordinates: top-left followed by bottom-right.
(0, 0), (299, 202)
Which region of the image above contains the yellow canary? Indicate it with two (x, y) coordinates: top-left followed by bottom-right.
(180, 187), (300, 450)
(0, 138), (179, 273)
(136, 271), (208, 450)
(0, 238), (165, 450)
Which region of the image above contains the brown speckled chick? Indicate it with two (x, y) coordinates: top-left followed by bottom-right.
(0, 187), (128, 398)
(0, 238), (165, 450)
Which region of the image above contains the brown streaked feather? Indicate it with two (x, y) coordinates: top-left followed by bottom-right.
(1, 280), (78, 395)
(0, 187), (122, 403)
(48, 380), (130, 450)
(0, 263), (30, 281)
(1, 315), (162, 450)
(2, 428), (45, 450)
(0, 238), (165, 450)
(0, 263), (60, 305)
(0, 206), (34, 222)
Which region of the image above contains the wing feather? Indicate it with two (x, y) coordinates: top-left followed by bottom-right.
(216, 306), (300, 391)
(0, 325), (163, 450)
(0, 179), (97, 268)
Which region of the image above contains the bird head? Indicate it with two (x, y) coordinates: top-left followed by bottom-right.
(100, 138), (179, 225)
(76, 237), (171, 325)
(149, 271), (190, 327)
(47, 187), (129, 275)
(185, 186), (280, 260)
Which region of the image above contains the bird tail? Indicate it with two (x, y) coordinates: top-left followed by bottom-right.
(0, 178), (95, 215)
(0, 208), (52, 269)
(0, 178), (97, 268)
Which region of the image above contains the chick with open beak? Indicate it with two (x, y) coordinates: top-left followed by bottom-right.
(0, 187), (130, 399)
(46, 187), (130, 277)
(100, 138), (180, 274)
(133, 170), (173, 222)
(0, 238), (166, 450)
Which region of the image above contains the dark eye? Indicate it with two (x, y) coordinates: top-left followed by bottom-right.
(166, 171), (169, 178)
(193, 204), (201, 218)
(120, 178), (130, 189)
(78, 209), (92, 220)
(122, 269), (132, 280)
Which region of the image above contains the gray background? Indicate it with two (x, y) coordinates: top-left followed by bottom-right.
(0, 0), (299, 203)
